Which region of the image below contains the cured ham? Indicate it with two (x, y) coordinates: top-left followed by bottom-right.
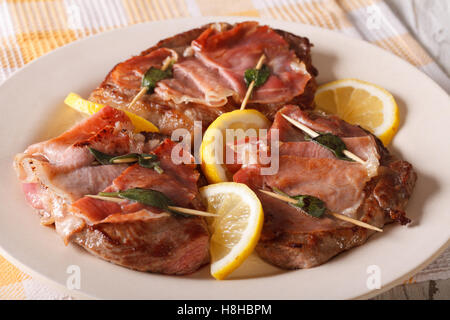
(89, 22), (318, 135)
(72, 139), (203, 223)
(14, 106), (143, 234)
(71, 211), (209, 275)
(112, 22), (311, 108)
(233, 105), (416, 269)
(192, 22), (311, 104)
(13, 21), (417, 276)
(14, 107), (209, 274)
(111, 48), (178, 90)
(270, 105), (380, 177)
(156, 58), (235, 107)
(265, 157), (370, 215)
(70, 139), (209, 274)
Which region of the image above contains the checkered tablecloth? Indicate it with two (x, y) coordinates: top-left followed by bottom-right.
(1, 0), (449, 299)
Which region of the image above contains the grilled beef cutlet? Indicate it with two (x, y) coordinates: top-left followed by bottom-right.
(233, 105), (416, 269)
(14, 106), (209, 274)
(89, 21), (318, 136)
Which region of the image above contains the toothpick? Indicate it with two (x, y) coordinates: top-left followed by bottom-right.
(129, 56), (174, 109)
(86, 194), (124, 203)
(167, 206), (218, 217)
(240, 54), (266, 111)
(259, 189), (383, 232)
(85, 194), (218, 218)
(128, 87), (147, 109)
(160, 55), (175, 71)
(327, 212), (383, 232)
(259, 189), (296, 203)
(281, 114), (366, 165)
(281, 114), (319, 138)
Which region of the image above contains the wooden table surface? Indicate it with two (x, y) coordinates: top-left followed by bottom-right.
(374, 0), (450, 300)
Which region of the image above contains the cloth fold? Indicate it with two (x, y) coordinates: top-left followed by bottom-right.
(0, 0), (449, 299)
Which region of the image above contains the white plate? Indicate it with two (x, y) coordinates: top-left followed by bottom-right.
(0, 17), (449, 300)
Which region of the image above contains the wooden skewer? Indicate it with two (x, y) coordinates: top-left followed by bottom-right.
(259, 189), (383, 232)
(240, 54), (266, 111)
(259, 189), (293, 203)
(160, 56), (174, 72)
(128, 87), (147, 109)
(167, 206), (218, 217)
(327, 212), (382, 232)
(86, 194), (124, 203)
(280, 114), (366, 165)
(129, 56), (174, 109)
(110, 155), (154, 164)
(85, 195), (218, 218)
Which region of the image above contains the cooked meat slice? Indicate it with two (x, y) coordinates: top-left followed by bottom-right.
(271, 105), (380, 176)
(110, 47), (177, 90)
(72, 139), (203, 223)
(72, 210), (209, 275)
(89, 22), (317, 136)
(233, 105), (416, 269)
(269, 104), (368, 142)
(15, 107), (209, 274)
(70, 139), (209, 274)
(156, 58), (235, 107)
(20, 105), (133, 169)
(265, 156), (371, 215)
(191, 21), (311, 104)
(14, 106), (164, 238)
(279, 136), (378, 160)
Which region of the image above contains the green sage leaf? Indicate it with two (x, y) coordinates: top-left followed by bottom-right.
(88, 147), (114, 165)
(99, 188), (172, 210)
(138, 156), (163, 173)
(305, 133), (353, 161)
(244, 64), (270, 88)
(291, 195), (326, 218)
(89, 148), (163, 173)
(142, 64), (173, 93)
(272, 187), (326, 218)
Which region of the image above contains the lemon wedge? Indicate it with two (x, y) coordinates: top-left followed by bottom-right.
(314, 79), (399, 145)
(200, 182), (264, 280)
(200, 109), (271, 184)
(64, 92), (159, 133)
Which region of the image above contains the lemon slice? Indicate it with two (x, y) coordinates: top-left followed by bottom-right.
(200, 182), (264, 280)
(314, 79), (399, 145)
(200, 109), (271, 184)
(64, 92), (159, 133)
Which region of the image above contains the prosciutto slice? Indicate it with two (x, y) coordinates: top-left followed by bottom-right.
(110, 48), (177, 90)
(71, 139), (203, 223)
(90, 22), (317, 137)
(265, 156), (370, 216)
(270, 105), (380, 177)
(192, 21), (311, 104)
(14, 108), (209, 274)
(107, 22), (311, 109)
(14, 106), (164, 240)
(234, 105), (381, 216)
(155, 58), (235, 107)
(69, 139), (209, 274)
(270, 104), (368, 142)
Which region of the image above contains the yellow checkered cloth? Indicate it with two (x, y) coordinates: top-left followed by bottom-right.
(1, 0), (449, 299)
